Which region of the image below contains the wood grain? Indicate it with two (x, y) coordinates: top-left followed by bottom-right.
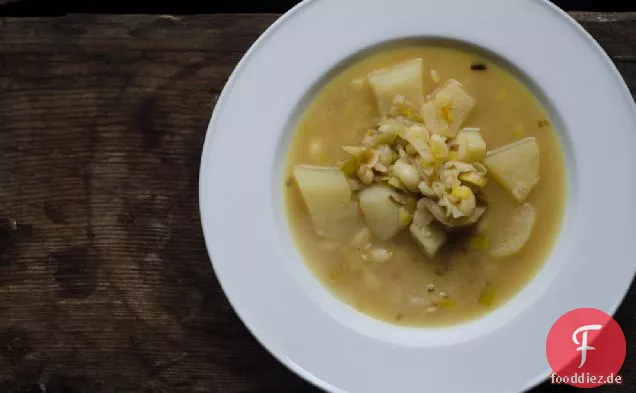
(0, 12), (633, 393)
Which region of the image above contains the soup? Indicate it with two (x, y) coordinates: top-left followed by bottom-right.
(284, 44), (566, 327)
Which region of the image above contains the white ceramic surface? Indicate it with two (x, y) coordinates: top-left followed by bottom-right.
(199, 1), (636, 392)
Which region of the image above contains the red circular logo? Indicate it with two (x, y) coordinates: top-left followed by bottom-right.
(546, 308), (626, 388)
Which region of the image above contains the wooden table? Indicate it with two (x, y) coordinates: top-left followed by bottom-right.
(0, 12), (633, 393)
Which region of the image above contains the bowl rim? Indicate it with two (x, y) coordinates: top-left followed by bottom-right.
(199, 1), (636, 392)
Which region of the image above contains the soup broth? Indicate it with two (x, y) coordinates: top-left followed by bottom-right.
(284, 44), (566, 327)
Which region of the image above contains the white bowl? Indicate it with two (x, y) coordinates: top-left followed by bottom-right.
(199, 1), (636, 392)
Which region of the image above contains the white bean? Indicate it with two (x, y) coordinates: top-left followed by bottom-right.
(409, 296), (430, 307)
(366, 248), (392, 263)
(393, 160), (420, 191)
(377, 145), (394, 166)
(308, 138), (325, 163)
(351, 77), (367, 90)
(431, 69), (441, 83)
(358, 166), (374, 185)
(349, 227), (372, 249)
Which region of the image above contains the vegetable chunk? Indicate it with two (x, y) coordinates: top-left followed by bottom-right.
(420, 198), (486, 229)
(293, 165), (360, 240)
(483, 137), (540, 203)
(451, 128), (486, 162)
(367, 58), (425, 116)
(358, 184), (405, 241)
(410, 221), (447, 258)
(490, 203), (536, 257)
(421, 80), (475, 138)
(410, 200), (446, 258)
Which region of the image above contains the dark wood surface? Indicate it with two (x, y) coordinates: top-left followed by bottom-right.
(0, 1), (634, 16)
(0, 12), (633, 393)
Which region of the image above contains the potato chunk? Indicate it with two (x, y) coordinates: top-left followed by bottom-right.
(421, 80), (475, 138)
(367, 58), (424, 116)
(410, 221), (447, 258)
(483, 137), (540, 203)
(358, 184), (404, 241)
(490, 203), (536, 257)
(450, 128), (486, 162)
(410, 200), (446, 258)
(293, 165), (360, 240)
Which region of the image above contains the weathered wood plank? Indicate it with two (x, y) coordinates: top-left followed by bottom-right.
(570, 11), (636, 96)
(0, 13), (633, 393)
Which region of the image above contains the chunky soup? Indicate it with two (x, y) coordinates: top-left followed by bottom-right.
(284, 44), (566, 327)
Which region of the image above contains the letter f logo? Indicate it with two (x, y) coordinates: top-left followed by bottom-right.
(572, 324), (602, 368)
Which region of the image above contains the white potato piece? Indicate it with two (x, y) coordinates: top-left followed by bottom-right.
(410, 221), (447, 258)
(367, 58), (424, 115)
(484, 137), (540, 203)
(421, 80), (475, 138)
(358, 184), (404, 241)
(293, 165), (360, 240)
(451, 128), (486, 162)
(490, 203), (536, 257)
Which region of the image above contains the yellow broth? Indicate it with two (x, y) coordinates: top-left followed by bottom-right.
(283, 44), (566, 327)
